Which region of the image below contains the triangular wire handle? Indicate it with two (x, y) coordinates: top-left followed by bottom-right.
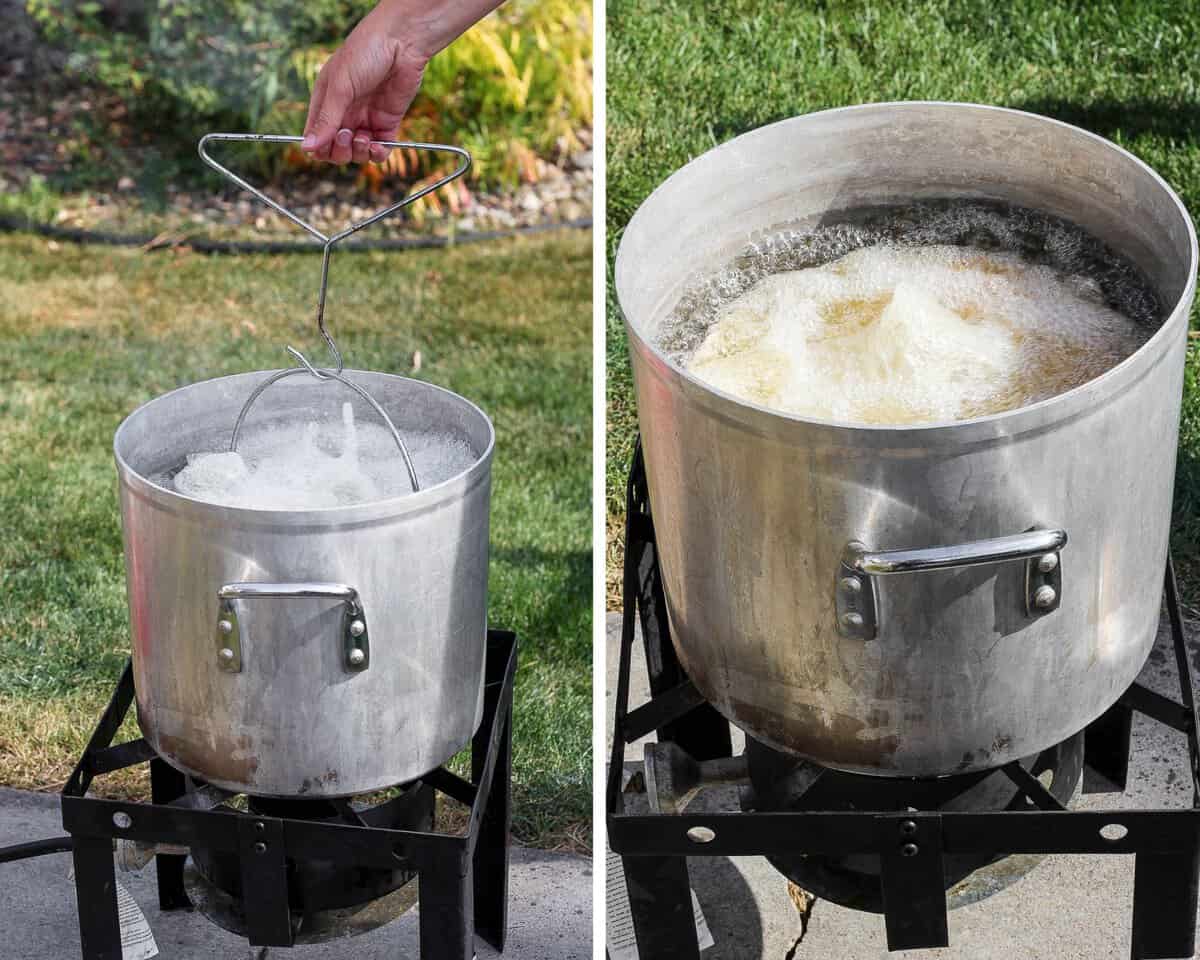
(198, 133), (472, 376)
(198, 133), (470, 493)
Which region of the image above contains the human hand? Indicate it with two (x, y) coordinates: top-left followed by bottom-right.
(300, 6), (427, 165)
(301, 0), (505, 165)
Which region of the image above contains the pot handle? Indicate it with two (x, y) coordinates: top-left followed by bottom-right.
(835, 529), (1067, 640)
(215, 582), (369, 673)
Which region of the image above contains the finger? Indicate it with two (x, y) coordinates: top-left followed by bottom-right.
(351, 129), (371, 165)
(301, 68), (327, 144)
(329, 128), (354, 165)
(302, 63), (355, 156)
(370, 123), (402, 163)
(313, 128), (336, 162)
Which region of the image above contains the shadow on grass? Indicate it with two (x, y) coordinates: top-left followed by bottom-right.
(701, 96), (1200, 159)
(705, 110), (805, 147)
(1009, 97), (1200, 145)
(491, 546), (592, 640)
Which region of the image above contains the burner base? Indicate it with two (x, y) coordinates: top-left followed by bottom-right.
(189, 787), (432, 920)
(183, 861), (420, 944)
(61, 630), (518, 960)
(744, 731), (1084, 912)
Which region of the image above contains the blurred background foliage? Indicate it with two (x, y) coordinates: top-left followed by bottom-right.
(24, 0), (592, 193)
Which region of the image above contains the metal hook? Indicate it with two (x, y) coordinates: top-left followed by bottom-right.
(285, 345), (331, 381)
(283, 243), (342, 379)
(314, 241), (341, 375)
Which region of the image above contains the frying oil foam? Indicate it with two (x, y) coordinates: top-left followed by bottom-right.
(665, 202), (1161, 425)
(173, 402), (476, 508)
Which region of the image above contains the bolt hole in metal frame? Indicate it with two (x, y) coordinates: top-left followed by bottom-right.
(607, 439), (1200, 959)
(198, 133), (473, 493)
(61, 630), (516, 960)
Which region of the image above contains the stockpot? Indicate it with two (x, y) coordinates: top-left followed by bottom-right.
(114, 369), (493, 796)
(615, 102), (1197, 776)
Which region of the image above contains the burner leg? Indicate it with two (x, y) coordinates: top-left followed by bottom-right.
(72, 835), (121, 960)
(472, 673), (512, 951)
(629, 448), (732, 761)
(623, 855), (700, 958)
(237, 818), (294, 948)
(1164, 558), (1200, 806)
(1129, 558), (1200, 959)
(877, 815), (949, 951)
(1084, 701), (1133, 793)
(1131, 844), (1200, 960)
(419, 858), (474, 959)
(149, 757), (190, 911)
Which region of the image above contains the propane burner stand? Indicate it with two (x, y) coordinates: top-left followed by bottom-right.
(607, 441), (1200, 958)
(61, 629), (516, 960)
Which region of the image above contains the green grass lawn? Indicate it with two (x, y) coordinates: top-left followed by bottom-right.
(0, 229), (591, 850)
(606, 0), (1200, 606)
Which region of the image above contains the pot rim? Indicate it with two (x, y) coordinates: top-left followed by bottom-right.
(615, 100), (1199, 442)
(113, 368), (495, 524)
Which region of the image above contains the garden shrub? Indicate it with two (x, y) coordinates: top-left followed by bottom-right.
(26, 0), (592, 190)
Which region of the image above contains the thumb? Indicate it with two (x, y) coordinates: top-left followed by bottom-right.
(302, 60), (355, 154)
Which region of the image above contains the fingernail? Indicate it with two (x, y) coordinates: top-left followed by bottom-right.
(301, 134), (316, 150)
(336, 129), (352, 146)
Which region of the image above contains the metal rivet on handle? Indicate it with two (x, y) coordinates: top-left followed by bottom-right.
(900, 842), (919, 857)
(219, 647), (235, 663)
(347, 648), (366, 667)
(218, 619), (233, 635)
(1034, 585), (1057, 609)
(899, 820), (917, 836)
(254, 842), (267, 854)
(349, 620), (366, 638)
(1037, 553), (1059, 573)
(112, 811), (132, 830)
(840, 612), (864, 630)
(839, 576), (862, 594)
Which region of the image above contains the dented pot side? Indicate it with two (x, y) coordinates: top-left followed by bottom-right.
(115, 370), (493, 796)
(616, 103), (1197, 776)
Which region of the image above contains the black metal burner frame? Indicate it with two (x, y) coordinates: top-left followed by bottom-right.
(607, 442), (1200, 959)
(61, 629), (516, 960)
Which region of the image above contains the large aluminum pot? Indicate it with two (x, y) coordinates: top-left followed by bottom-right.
(114, 370), (493, 796)
(616, 102), (1197, 776)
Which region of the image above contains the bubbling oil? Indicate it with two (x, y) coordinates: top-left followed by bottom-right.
(170, 402), (476, 508)
(662, 201), (1162, 425)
